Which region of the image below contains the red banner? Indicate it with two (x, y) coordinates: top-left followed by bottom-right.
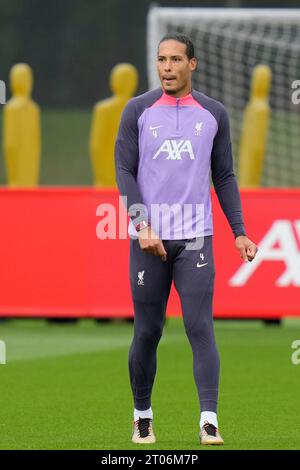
(0, 188), (299, 318)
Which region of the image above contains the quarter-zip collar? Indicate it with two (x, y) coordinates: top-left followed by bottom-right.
(175, 97), (180, 135)
(160, 90), (193, 106)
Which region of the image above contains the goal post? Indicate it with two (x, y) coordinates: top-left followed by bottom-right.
(147, 7), (300, 187)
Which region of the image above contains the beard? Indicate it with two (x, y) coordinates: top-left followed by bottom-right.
(164, 88), (178, 95)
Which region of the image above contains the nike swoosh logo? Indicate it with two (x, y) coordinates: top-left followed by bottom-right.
(149, 125), (163, 131)
(196, 262), (208, 268)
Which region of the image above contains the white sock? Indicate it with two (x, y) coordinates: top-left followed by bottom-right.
(200, 411), (218, 429)
(134, 407), (153, 422)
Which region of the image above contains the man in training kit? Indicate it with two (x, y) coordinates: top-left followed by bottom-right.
(115, 33), (258, 445)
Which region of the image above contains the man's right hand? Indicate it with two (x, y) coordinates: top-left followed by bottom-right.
(138, 226), (167, 262)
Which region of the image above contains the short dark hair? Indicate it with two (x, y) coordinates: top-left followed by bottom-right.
(158, 33), (195, 60)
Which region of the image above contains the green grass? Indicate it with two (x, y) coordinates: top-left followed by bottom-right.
(0, 317), (300, 450)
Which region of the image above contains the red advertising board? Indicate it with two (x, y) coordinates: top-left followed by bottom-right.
(0, 188), (299, 318)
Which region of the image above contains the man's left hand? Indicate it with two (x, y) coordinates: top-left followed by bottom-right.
(235, 235), (258, 262)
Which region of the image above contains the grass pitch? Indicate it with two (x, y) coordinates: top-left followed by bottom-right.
(0, 317), (299, 450)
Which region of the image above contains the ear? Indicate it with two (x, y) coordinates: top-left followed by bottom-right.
(189, 58), (198, 72)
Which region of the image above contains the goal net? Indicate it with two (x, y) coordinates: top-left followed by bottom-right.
(147, 7), (300, 187)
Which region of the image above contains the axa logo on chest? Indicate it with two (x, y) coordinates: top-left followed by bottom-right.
(153, 139), (195, 160)
(230, 220), (300, 287)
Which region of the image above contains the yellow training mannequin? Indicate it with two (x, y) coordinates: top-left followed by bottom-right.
(89, 63), (138, 187)
(239, 65), (272, 187)
(3, 63), (41, 187)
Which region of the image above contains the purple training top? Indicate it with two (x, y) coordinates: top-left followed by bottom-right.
(115, 88), (246, 240)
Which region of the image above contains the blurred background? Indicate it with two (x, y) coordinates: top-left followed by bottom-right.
(0, 0), (299, 186)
